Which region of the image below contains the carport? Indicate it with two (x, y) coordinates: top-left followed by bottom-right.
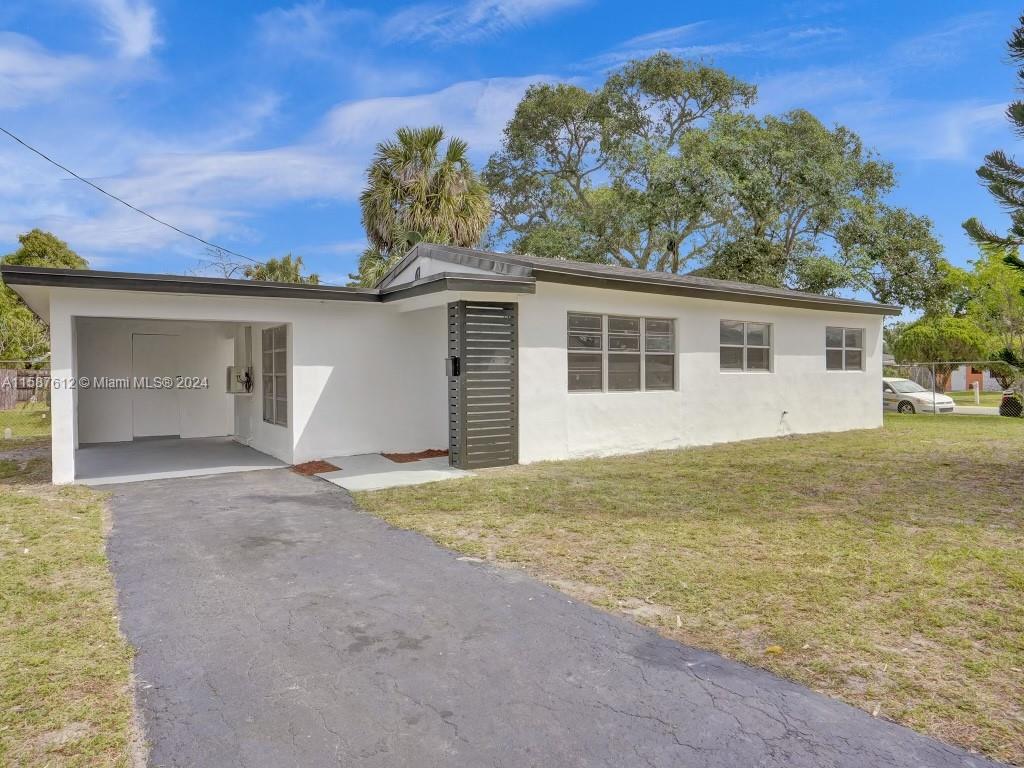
(69, 315), (286, 484)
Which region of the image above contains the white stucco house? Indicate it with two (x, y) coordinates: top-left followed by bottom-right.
(2, 243), (900, 485)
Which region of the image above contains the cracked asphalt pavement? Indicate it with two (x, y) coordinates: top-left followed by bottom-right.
(107, 469), (1002, 767)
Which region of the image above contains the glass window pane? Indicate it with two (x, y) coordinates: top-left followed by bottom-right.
(645, 318), (673, 336)
(262, 328), (272, 348)
(825, 327), (843, 348)
(274, 405), (287, 427)
(826, 349), (843, 370)
(746, 347), (771, 371)
(274, 350), (286, 371)
(720, 320), (744, 345)
(645, 335), (673, 352)
(262, 351), (273, 372)
(275, 374), (287, 397)
(568, 332), (602, 350)
(568, 313), (602, 333)
(720, 346), (743, 370)
(845, 328), (863, 350)
(845, 349), (863, 370)
(746, 322), (770, 347)
(608, 335), (640, 351)
(262, 375), (273, 396)
(272, 325), (285, 349)
(608, 354), (640, 391)
(263, 397), (273, 421)
(568, 353), (602, 391)
(645, 355), (674, 390)
(608, 316), (640, 334)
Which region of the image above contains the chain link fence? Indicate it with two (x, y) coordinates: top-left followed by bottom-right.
(883, 360), (1022, 418)
(0, 360), (51, 440)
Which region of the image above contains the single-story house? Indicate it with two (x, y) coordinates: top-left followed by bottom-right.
(2, 243), (900, 485)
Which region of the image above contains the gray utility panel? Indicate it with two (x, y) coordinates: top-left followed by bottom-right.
(447, 301), (518, 469)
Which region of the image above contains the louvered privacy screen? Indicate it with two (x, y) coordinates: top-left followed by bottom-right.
(447, 301), (519, 469)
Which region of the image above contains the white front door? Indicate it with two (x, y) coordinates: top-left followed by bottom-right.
(131, 333), (180, 438)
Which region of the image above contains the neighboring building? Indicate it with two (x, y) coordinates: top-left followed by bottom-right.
(2, 243), (900, 485)
(948, 364), (1005, 393)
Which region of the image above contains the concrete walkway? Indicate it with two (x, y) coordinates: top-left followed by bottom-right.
(954, 405), (1001, 416)
(317, 452), (472, 491)
(107, 470), (1001, 768)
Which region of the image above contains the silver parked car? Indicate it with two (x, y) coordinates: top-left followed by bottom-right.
(882, 377), (955, 414)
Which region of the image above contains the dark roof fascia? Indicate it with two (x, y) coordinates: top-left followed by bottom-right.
(0, 265), (380, 302)
(530, 266), (901, 315)
(379, 272), (536, 302)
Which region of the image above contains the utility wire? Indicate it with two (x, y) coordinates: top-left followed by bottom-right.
(0, 125), (260, 264)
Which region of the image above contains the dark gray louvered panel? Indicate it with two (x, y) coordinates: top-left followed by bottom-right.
(448, 301), (518, 469)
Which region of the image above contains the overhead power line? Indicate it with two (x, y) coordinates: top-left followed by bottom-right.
(0, 125), (260, 265)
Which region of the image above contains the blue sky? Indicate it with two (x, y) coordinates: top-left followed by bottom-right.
(0, 0), (1020, 285)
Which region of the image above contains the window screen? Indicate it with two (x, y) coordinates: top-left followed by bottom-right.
(720, 321), (772, 372)
(567, 313), (675, 392)
(261, 325), (288, 426)
(826, 326), (864, 371)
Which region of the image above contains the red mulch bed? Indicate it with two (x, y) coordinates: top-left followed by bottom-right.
(381, 449), (449, 463)
(291, 460), (340, 475)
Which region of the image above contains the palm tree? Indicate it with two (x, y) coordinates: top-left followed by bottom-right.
(352, 126), (491, 286)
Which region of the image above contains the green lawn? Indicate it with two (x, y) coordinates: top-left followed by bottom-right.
(358, 415), (1024, 764)
(0, 402), (51, 440)
(0, 446), (137, 767)
(946, 390), (1005, 407)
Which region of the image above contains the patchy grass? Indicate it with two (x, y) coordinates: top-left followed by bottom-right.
(947, 390), (1005, 407)
(0, 447), (137, 767)
(0, 402), (51, 441)
(358, 415), (1024, 764)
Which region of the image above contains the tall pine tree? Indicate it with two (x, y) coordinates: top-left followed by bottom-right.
(963, 13), (1024, 369)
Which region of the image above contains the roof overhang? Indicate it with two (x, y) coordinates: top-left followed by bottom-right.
(528, 265), (902, 315)
(375, 243), (902, 316)
(0, 264), (536, 322)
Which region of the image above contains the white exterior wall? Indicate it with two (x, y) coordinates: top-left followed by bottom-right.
(75, 317), (236, 444)
(516, 282), (884, 463)
(44, 277), (885, 484)
(47, 288), (450, 483)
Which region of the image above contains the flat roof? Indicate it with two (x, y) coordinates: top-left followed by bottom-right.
(3, 242), (902, 318)
(0, 264), (536, 317)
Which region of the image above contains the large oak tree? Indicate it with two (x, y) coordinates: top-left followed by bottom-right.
(485, 53), (949, 310)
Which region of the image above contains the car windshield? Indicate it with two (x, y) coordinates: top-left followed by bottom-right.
(887, 379), (928, 394)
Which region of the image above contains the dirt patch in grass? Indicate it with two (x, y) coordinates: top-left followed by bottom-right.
(291, 460), (340, 475)
(357, 415), (1024, 764)
(0, 451), (137, 767)
(382, 448), (448, 463)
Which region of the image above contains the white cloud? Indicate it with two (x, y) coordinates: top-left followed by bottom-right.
(0, 74), (544, 257)
(382, 0), (587, 45)
(617, 23), (705, 50)
(255, 1), (367, 54)
(84, 0), (160, 59)
(318, 75), (546, 153)
(0, 32), (95, 107)
(842, 100), (1009, 162)
(585, 21), (844, 71)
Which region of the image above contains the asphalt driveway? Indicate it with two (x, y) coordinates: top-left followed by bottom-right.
(107, 469), (1000, 768)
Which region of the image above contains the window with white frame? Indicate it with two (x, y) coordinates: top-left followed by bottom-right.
(826, 327), (864, 371)
(567, 313), (675, 392)
(720, 320), (772, 371)
(261, 325), (288, 427)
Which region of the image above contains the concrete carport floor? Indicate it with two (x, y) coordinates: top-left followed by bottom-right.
(75, 436), (284, 485)
(107, 469), (1002, 768)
